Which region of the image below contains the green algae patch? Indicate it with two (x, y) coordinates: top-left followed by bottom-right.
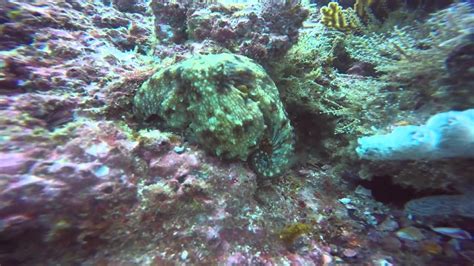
(133, 53), (294, 178)
(278, 223), (312, 246)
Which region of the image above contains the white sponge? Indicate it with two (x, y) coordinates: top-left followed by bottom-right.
(356, 109), (474, 160)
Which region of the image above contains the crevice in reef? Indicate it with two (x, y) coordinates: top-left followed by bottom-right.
(287, 107), (335, 160)
(355, 175), (456, 208)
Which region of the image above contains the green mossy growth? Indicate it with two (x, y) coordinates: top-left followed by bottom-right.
(7, 10), (22, 20)
(134, 53), (294, 178)
(278, 223), (311, 246)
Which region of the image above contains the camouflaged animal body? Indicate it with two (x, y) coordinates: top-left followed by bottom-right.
(134, 53), (294, 177)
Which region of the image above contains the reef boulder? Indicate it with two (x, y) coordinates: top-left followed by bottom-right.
(133, 53), (294, 178)
(150, 1), (308, 64)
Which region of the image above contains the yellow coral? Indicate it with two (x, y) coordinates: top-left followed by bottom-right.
(320, 2), (357, 31)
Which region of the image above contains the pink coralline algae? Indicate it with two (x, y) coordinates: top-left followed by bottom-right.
(0, 0), (153, 92)
(0, 1), (154, 254)
(0, 152), (35, 175)
(0, 121), (140, 261)
(1, 0), (470, 265)
(149, 150), (200, 180)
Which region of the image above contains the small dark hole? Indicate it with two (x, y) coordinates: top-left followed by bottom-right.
(177, 175), (187, 184)
(102, 186), (114, 194)
(356, 175), (451, 208)
(145, 114), (164, 124)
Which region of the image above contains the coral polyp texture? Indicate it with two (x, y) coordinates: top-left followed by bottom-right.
(356, 109), (474, 160)
(133, 53), (294, 177)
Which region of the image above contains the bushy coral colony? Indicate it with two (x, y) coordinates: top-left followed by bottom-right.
(1, 0), (473, 265)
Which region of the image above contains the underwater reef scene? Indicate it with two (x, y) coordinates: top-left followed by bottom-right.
(0, 0), (473, 264)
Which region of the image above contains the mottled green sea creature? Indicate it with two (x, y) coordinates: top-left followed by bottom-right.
(133, 53), (294, 178)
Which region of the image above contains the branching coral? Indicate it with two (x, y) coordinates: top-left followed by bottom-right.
(344, 3), (474, 191)
(272, 25), (389, 135)
(320, 2), (359, 31)
(319, 0), (386, 32)
(273, 2), (473, 193)
(344, 2), (474, 109)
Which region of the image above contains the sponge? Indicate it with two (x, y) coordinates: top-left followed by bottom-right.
(356, 109), (474, 160)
